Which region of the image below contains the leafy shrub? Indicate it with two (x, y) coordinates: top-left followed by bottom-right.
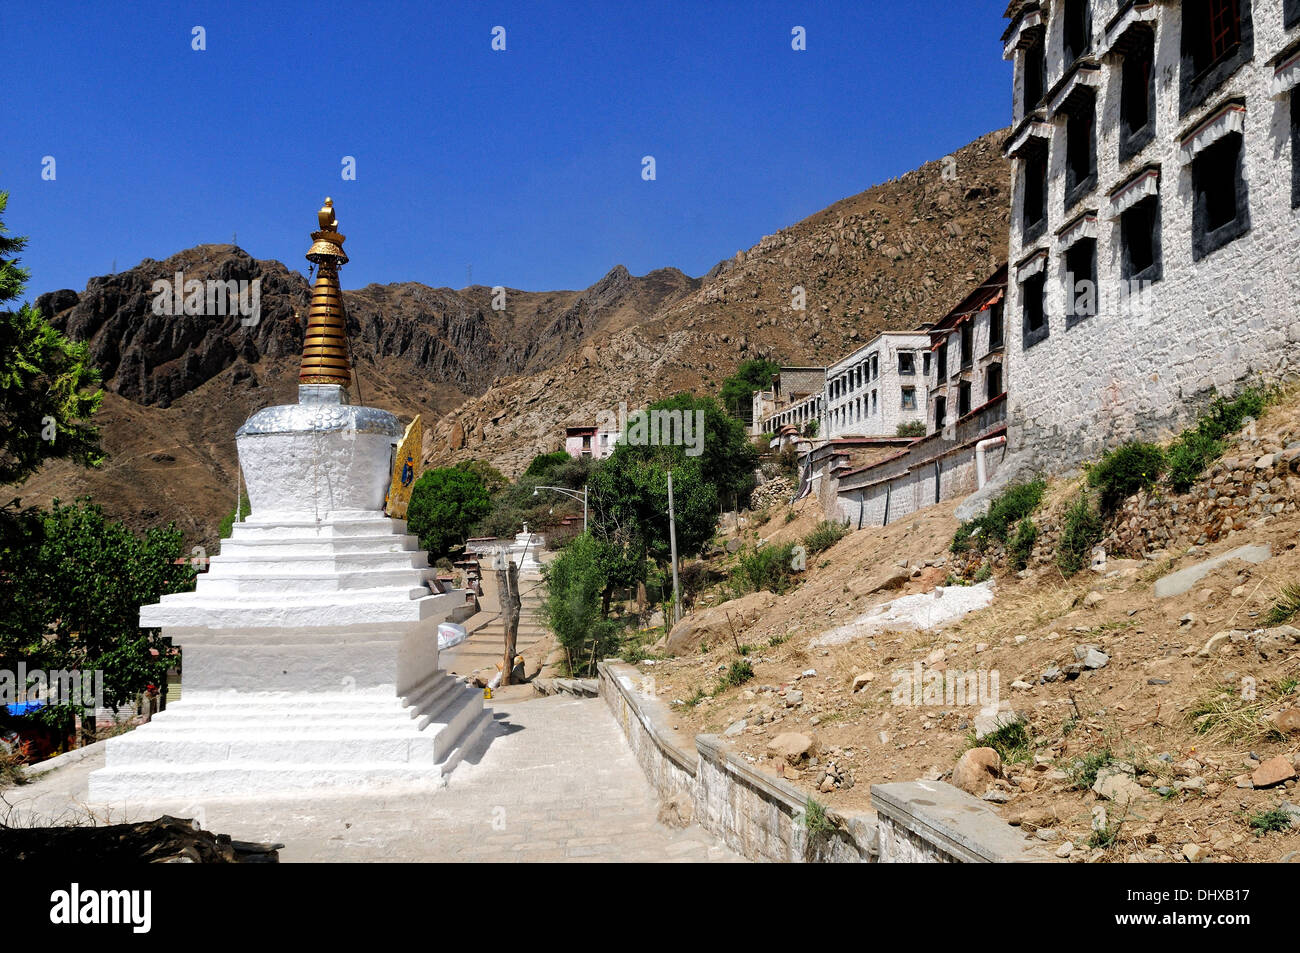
(1166, 429), (1222, 493)
(1167, 386), (1271, 492)
(972, 562), (993, 583)
(1088, 442), (1165, 513)
(951, 479), (1046, 554)
(1057, 492), (1103, 576)
(896, 421), (926, 438)
(717, 659), (755, 690)
(803, 519), (849, 555)
(1007, 517), (1038, 571)
(524, 451), (572, 478)
(731, 542), (798, 595)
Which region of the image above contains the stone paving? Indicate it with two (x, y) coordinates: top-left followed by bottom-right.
(4, 696), (743, 863)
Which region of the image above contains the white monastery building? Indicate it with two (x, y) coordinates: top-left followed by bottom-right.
(1001, 0), (1300, 470)
(822, 331), (932, 440)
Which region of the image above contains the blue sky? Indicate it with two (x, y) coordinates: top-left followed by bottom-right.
(3, 1), (1010, 299)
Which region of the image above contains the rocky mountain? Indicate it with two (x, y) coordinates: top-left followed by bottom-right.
(21, 249), (696, 542)
(424, 128), (1011, 475)
(20, 127), (1010, 542)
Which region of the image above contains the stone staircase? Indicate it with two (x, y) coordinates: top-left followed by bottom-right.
(440, 573), (549, 678)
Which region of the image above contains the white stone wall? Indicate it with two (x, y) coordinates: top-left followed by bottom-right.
(1004, 0), (1300, 469)
(929, 308), (1007, 433)
(824, 333), (931, 439)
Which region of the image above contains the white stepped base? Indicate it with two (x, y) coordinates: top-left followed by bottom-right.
(88, 675), (491, 801)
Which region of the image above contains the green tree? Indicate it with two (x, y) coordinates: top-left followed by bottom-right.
(454, 458), (507, 495)
(0, 191), (103, 487)
(635, 392), (758, 508)
(589, 444), (718, 569)
(0, 499), (195, 741)
(719, 358), (779, 421)
(540, 532), (621, 675)
(406, 466), (493, 559)
(524, 451), (571, 478)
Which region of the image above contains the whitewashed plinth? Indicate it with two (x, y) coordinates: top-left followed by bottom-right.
(89, 387), (490, 802)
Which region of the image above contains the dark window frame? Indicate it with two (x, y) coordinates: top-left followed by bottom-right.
(1064, 238), (1098, 329)
(1192, 130), (1251, 260)
(957, 380), (972, 419)
(1119, 27), (1157, 163)
(986, 363), (1004, 401)
(1120, 193), (1164, 284)
(936, 341), (948, 380)
(1288, 0), (1300, 30)
(960, 322), (974, 369)
(1064, 90), (1099, 211)
(1063, 0), (1093, 65)
(1024, 34), (1047, 111)
(934, 396), (947, 432)
(1021, 269), (1049, 350)
(898, 351), (916, 376)
(1022, 146), (1050, 243)
(1292, 91), (1300, 210)
(901, 387), (917, 411)
(988, 302), (1005, 350)
(1180, 0), (1253, 116)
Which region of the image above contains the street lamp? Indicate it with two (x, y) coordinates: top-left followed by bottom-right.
(533, 485), (588, 533)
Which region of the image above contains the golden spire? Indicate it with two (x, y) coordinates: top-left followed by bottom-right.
(299, 197), (353, 389)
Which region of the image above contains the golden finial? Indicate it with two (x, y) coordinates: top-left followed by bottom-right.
(300, 197), (353, 389)
(317, 197), (337, 231)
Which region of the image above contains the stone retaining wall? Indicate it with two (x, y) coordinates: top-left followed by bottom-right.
(600, 660), (1047, 863)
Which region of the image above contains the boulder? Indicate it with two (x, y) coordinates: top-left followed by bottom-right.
(953, 747), (1002, 795)
(660, 590), (771, 655)
(1251, 755), (1296, 789)
(766, 732), (816, 766)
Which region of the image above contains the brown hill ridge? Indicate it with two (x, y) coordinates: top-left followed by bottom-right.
(425, 128), (1011, 476)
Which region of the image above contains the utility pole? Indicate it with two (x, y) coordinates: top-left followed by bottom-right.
(497, 551), (521, 686)
(667, 470), (681, 628)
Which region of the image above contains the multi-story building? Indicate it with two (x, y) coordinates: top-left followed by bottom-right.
(927, 266), (1009, 435)
(752, 366), (826, 436)
(822, 331), (932, 440)
(1001, 0), (1300, 470)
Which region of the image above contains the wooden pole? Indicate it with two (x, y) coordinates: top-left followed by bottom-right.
(667, 470), (681, 628)
(498, 558), (521, 686)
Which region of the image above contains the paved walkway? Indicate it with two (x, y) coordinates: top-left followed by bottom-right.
(4, 697), (742, 863)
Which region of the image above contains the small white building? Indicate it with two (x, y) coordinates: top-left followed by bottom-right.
(822, 331), (931, 440)
(1000, 0), (1300, 470)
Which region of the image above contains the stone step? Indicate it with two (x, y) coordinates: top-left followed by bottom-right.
(205, 551), (429, 573)
(198, 567), (437, 596)
(218, 534), (422, 557)
(230, 517), (411, 541)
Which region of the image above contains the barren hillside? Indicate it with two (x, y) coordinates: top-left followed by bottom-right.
(425, 128), (1011, 476)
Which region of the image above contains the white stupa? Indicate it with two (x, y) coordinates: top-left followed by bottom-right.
(88, 199), (490, 801)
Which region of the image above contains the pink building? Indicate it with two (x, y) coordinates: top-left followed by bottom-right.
(564, 425), (617, 460)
